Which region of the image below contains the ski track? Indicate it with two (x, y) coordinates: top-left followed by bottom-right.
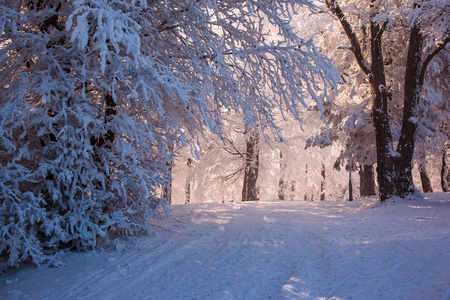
(1, 194), (449, 300)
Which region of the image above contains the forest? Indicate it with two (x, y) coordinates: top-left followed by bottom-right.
(0, 0), (449, 271)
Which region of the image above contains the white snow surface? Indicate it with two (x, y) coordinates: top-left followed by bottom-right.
(1, 193), (450, 300)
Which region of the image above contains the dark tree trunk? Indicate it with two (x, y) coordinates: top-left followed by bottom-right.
(447, 168), (450, 192)
(369, 17), (396, 202)
(349, 169), (353, 201)
(185, 158), (194, 204)
(304, 164), (308, 201)
(395, 21), (423, 198)
(320, 162), (326, 201)
(290, 180), (297, 201)
(185, 183), (191, 204)
(163, 142), (174, 205)
(90, 93), (117, 191)
(419, 163), (433, 193)
(278, 150), (287, 200)
(242, 129), (259, 202)
(359, 164), (376, 197)
(395, 4), (450, 198)
(442, 150), (449, 192)
(359, 166), (365, 197)
(163, 175), (172, 205)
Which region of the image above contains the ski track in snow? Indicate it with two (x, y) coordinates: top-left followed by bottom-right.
(1, 193), (450, 300)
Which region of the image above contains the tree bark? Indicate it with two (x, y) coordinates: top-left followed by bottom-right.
(349, 169), (353, 201)
(359, 164), (376, 197)
(369, 16), (396, 202)
(278, 150), (287, 200)
(395, 21), (423, 197)
(163, 142), (174, 205)
(442, 150), (449, 192)
(320, 162), (326, 201)
(290, 180), (297, 201)
(304, 164), (308, 201)
(90, 93), (117, 191)
(419, 163), (433, 193)
(242, 128), (259, 201)
(185, 158), (194, 204)
(163, 174), (172, 205)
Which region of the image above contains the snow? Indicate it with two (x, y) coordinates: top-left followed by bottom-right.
(1, 193), (450, 300)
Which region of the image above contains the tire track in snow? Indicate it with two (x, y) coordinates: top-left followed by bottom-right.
(64, 202), (335, 300)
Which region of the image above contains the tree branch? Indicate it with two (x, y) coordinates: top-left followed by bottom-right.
(325, 0), (371, 75)
(222, 137), (245, 159)
(223, 164), (246, 182)
(419, 35), (450, 86)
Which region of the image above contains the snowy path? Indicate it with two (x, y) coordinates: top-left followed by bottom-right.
(1, 193), (450, 300)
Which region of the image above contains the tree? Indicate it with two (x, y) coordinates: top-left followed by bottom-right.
(278, 150), (288, 200)
(185, 158), (195, 204)
(442, 150), (449, 192)
(320, 162), (326, 200)
(0, 0), (339, 267)
(359, 165), (376, 197)
(242, 126), (260, 201)
(324, 0), (450, 202)
(418, 163), (433, 193)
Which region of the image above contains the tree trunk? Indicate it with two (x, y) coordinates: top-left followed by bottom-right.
(163, 142), (174, 205)
(242, 128), (259, 202)
(290, 180), (297, 201)
(447, 167), (450, 192)
(359, 164), (376, 197)
(278, 150), (287, 200)
(349, 169), (353, 201)
(185, 158), (194, 204)
(320, 162), (326, 201)
(442, 150), (449, 192)
(369, 17), (396, 202)
(395, 21), (423, 198)
(163, 165), (172, 205)
(419, 163), (433, 193)
(90, 93), (117, 191)
(304, 164), (308, 201)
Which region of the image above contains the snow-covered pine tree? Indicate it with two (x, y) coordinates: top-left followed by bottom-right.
(0, 0), (339, 267)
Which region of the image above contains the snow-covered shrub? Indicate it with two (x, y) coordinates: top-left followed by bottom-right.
(0, 0), (338, 267)
(0, 0), (174, 267)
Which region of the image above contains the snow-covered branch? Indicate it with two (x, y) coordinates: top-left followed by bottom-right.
(325, 0), (371, 75)
(0, 0), (340, 267)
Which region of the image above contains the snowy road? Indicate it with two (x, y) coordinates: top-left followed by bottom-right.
(1, 194), (450, 299)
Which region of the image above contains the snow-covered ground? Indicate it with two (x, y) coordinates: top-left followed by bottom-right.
(1, 193), (449, 300)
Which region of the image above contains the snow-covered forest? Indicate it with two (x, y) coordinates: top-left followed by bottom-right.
(0, 0), (449, 290)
